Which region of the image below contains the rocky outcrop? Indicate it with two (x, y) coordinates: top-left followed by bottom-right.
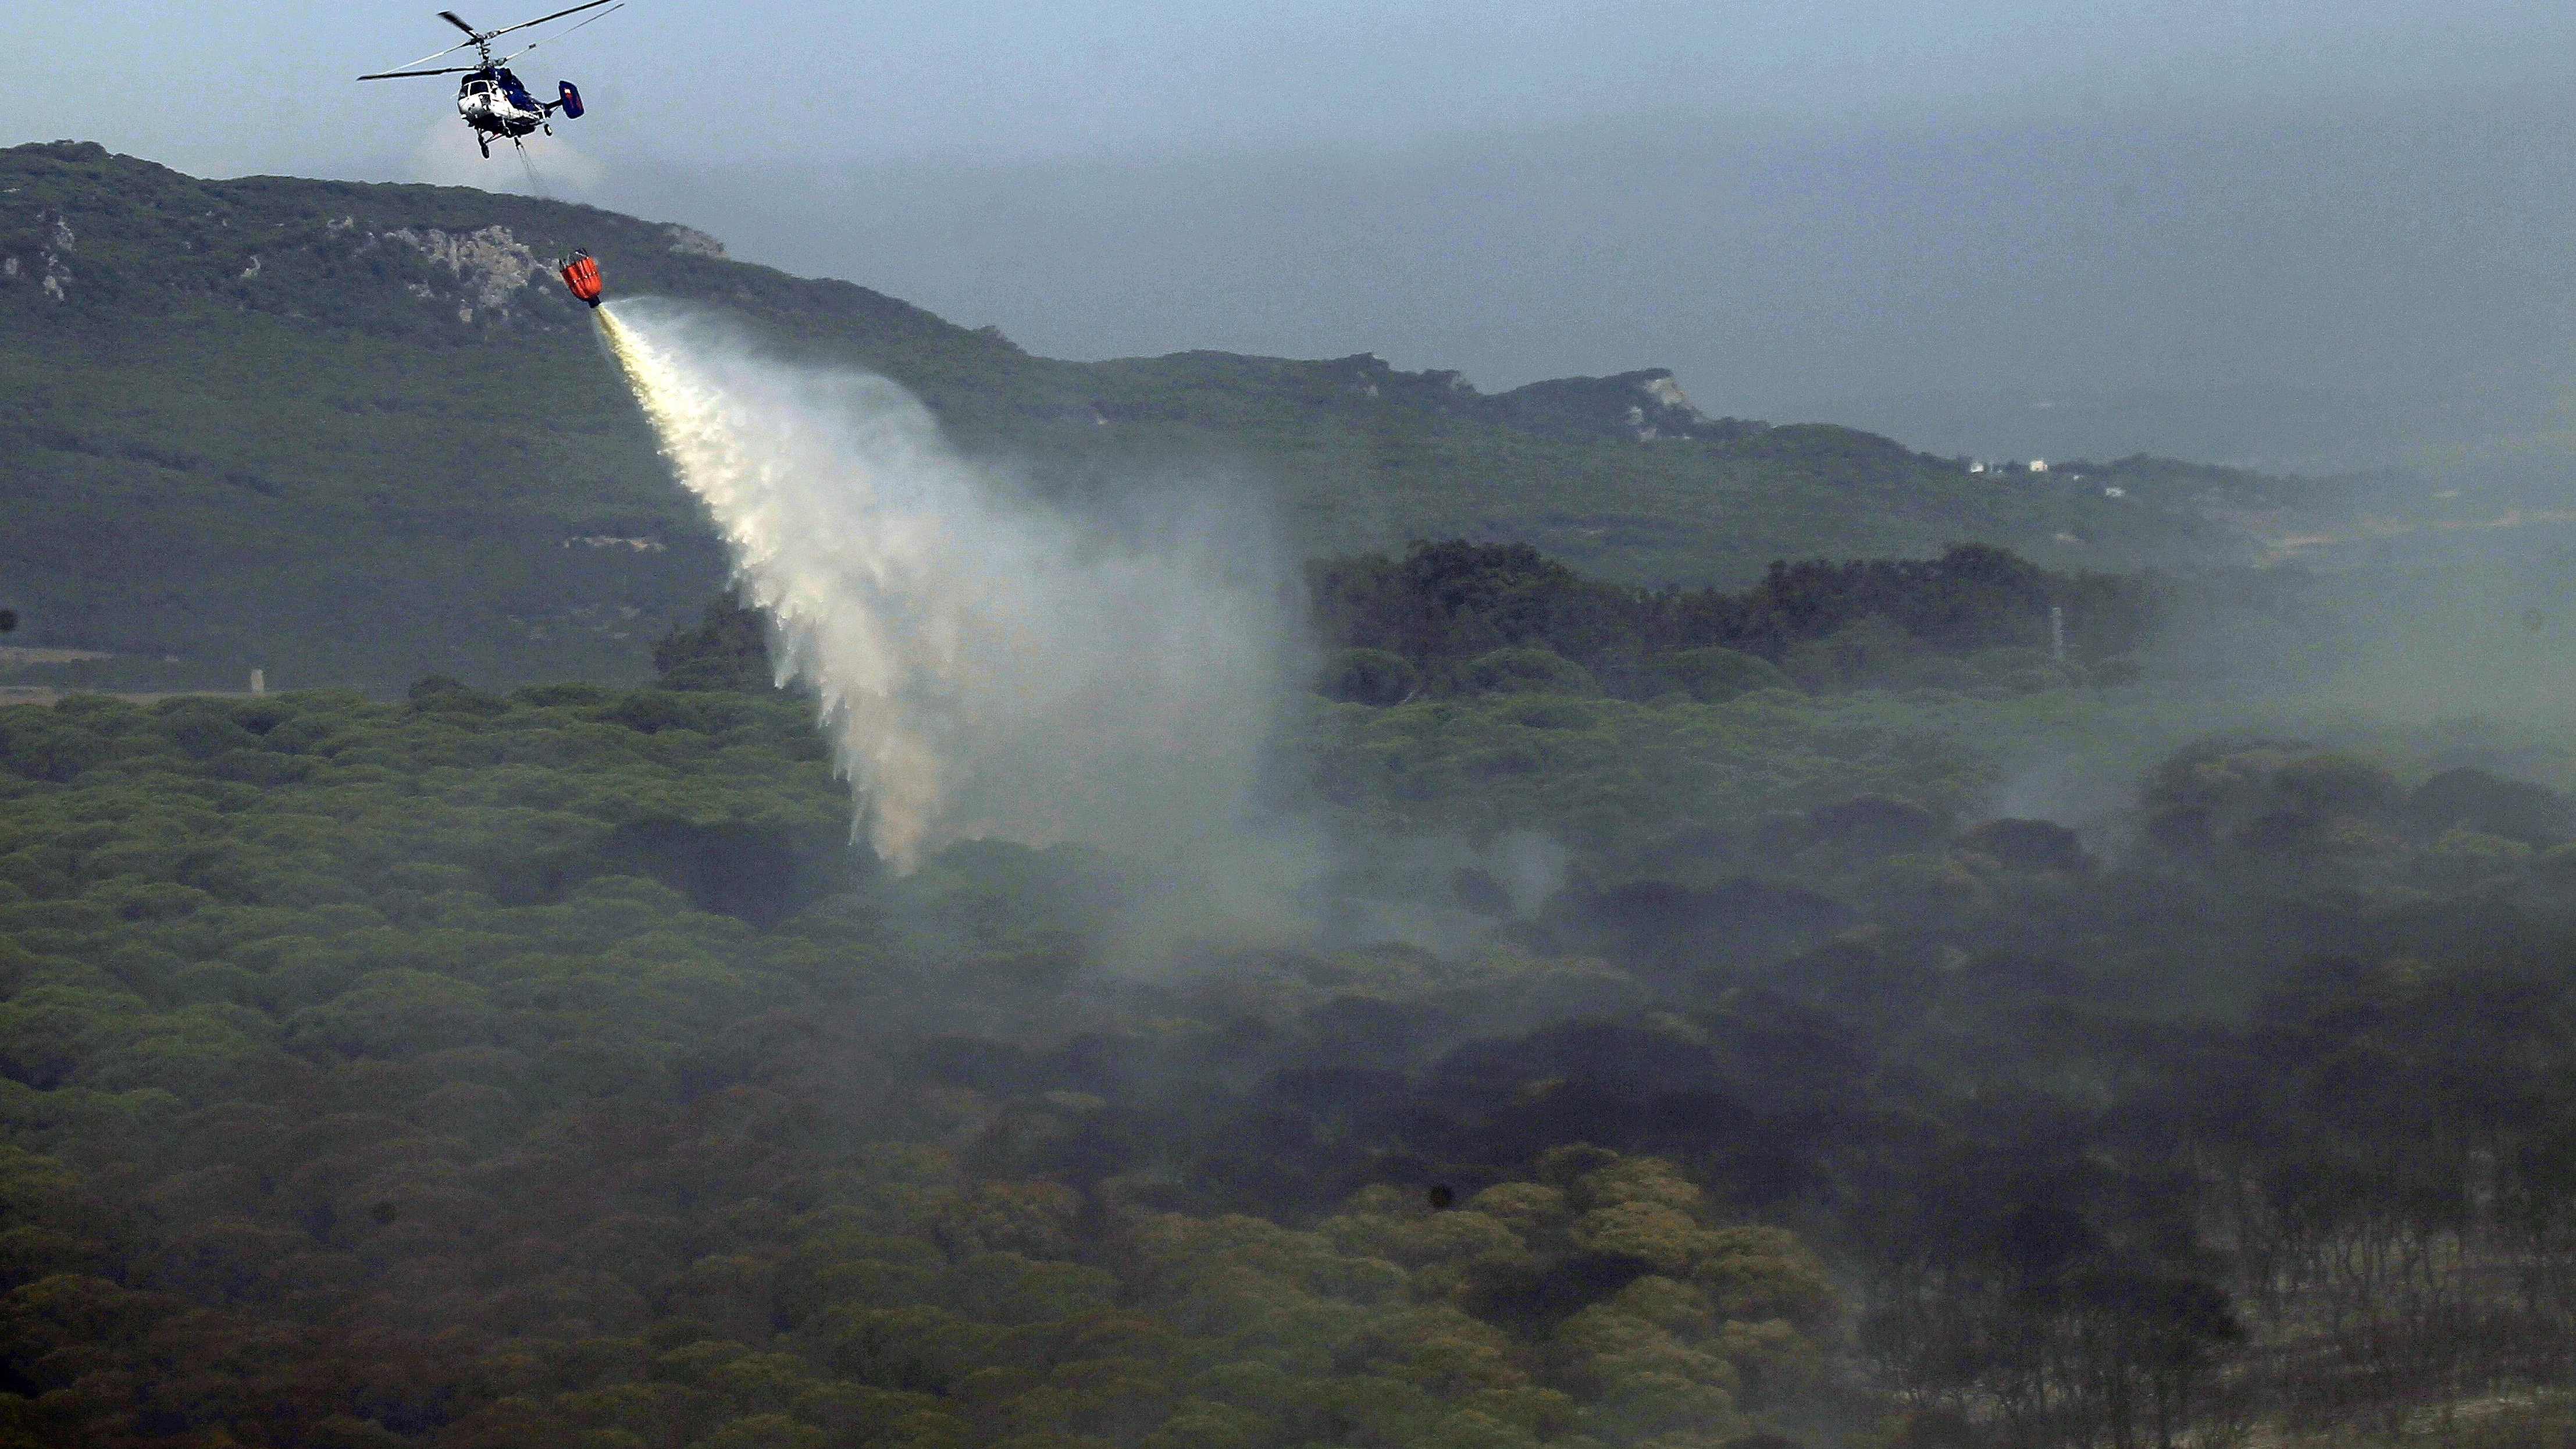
(386, 225), (547, 323)
(664, 224), (725, 259)
(7, 207), (79, 302)
(1298, 354), (1763, 445)
(1490, 368), (1755, 443)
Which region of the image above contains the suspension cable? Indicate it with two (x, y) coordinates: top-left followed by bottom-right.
(515, 140), (550, 198)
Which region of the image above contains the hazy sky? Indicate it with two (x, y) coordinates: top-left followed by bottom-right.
(15, 2), (2576, 465)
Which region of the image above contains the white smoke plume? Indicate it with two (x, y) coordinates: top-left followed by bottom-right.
(599, 298), (1296, 871)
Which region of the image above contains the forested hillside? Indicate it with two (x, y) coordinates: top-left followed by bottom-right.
(0, 141), (2337, 693)
(1303, 541), (2165, 704)
(3, 537), (2576, 1444)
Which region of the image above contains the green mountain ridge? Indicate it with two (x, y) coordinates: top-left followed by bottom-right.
(0, 140), (2314, 690)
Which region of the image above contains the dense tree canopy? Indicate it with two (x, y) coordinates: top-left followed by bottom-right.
(4, 546), (2576, 1447)
(1307, 542), (2165, 703)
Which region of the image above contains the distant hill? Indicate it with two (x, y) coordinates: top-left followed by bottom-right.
(0, 141), (2314, 690)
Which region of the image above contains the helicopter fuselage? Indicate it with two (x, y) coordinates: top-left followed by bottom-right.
(457, 68), (548, 140)
(358, 2), (617, 159)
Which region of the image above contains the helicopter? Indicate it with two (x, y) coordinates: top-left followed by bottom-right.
(360, 1), (624, 158)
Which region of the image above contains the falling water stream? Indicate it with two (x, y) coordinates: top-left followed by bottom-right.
(597, 300), (1292, 872)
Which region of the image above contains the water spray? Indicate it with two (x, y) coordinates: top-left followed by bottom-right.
(590, 298), (1294, 873)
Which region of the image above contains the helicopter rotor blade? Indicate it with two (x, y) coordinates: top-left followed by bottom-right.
(477, 0), (617, 45)
(368, 35), (482, 74)
(362, 1), (614, 87)
(496, 1), (622, 64)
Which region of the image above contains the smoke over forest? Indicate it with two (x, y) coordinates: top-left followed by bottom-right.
(12, 351), (2576, 1447)
(8, 127), (2576, 1449)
